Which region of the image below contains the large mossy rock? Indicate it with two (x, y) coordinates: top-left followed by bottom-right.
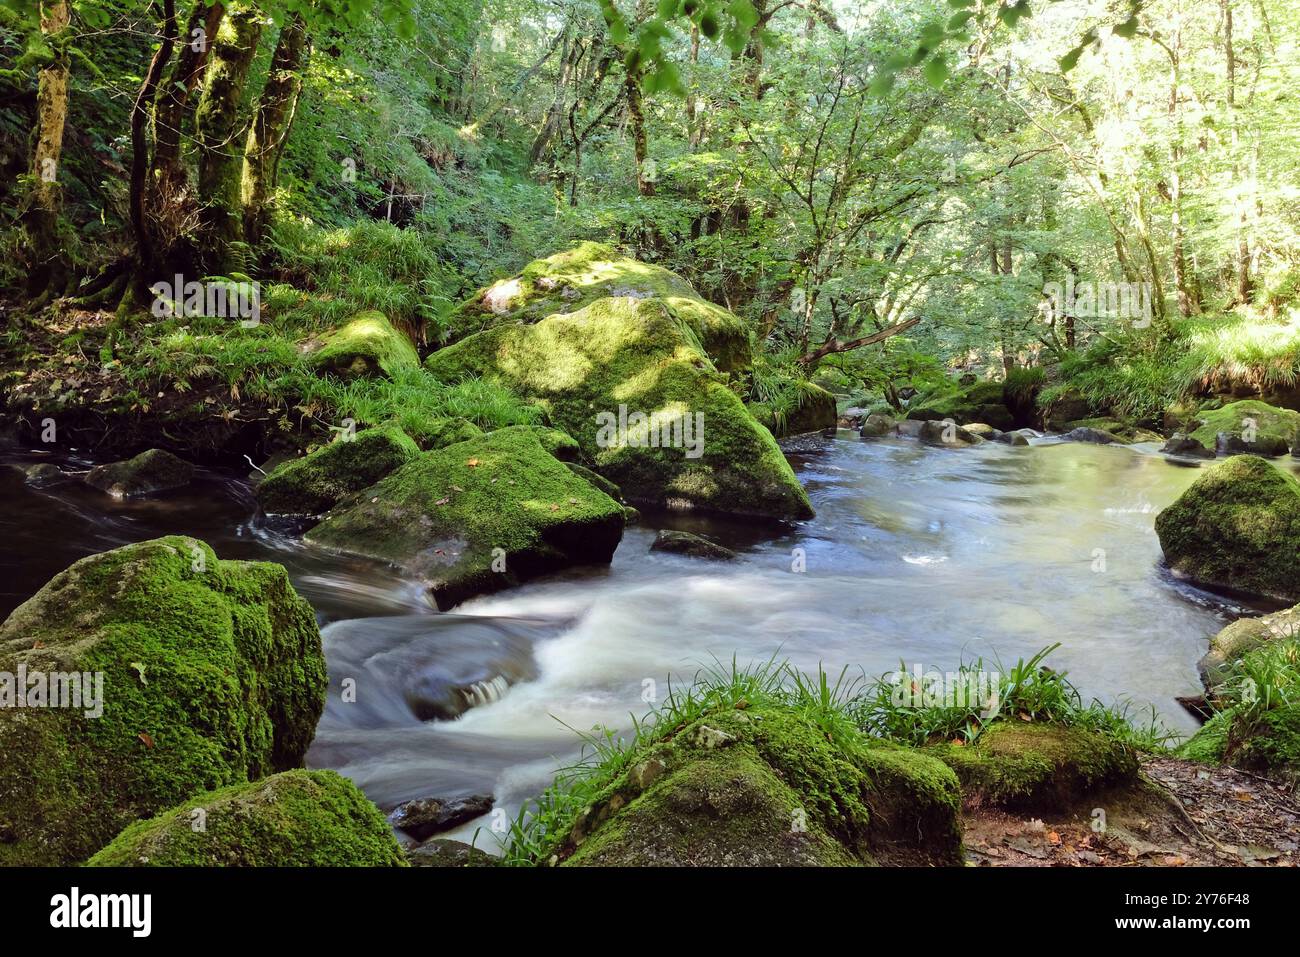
(304, 310), (420, 380)
(1154, 455), (1300, 603)
(0, 537), (327, 865)
(87, 770), (405, 866)
(450, 241), (751, 372)
(256, 423), (419, 515)
(304, 428), (625, 609)
(553, 706), (962, 867)
(906, 379), (1015, 432)
(85, 448), (194, 498)
(426, 293), (812, 522)
(928, 721), (1138, 811)
(1191, 399), (1299, 457)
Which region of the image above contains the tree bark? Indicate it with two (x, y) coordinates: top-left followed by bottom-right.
(24, 0), (72, 294)
(241, 13), (309, 245)
(130, 0), (179, 275)
(152, 1), (226, 190)
(193, 6), (262, 272)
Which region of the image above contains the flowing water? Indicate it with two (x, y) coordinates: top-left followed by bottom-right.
(2, 432), (1283, 848)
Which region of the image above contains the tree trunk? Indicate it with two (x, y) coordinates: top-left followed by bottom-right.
(130, 0), (179, 277)
(624, 68), (654, 197)
(1223, 0), (1252, 303)
(194, 6), (263, 272)
(24, 0), (72, 294)
(153, 1), (226, 188)
(242, 13), (309, 246)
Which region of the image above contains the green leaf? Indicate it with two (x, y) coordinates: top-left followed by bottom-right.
(946, 0), (976, 7)
(868, 71), (897, 97)
(1058, 44), (1085, 72)
(1113, 15), (1139, 38)
(948, 11), (975, 29)
(923, 55), (950, 89)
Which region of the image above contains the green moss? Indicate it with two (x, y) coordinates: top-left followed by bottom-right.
(493, 423), (581, 462)
(908, 379), (1015, 431)
(87, 770), (406, 866)
(305, 310), (420, 379)
(565, 462), (623, 502)
(451, 242), (751, 372)
(928, 721), (1138, 811)
(1154, 455), (1300, 602)
(1191, 399), (1299, 453)
(426, 296), (812, 521)
(1177, 710), (1232, 764)
(0, 537), (327, 865)
(396, 415), (483, 451)
(563, 747), (859, 866)
(304, 428), (625, 609)
(551, 704), (961, 867)
(256, 422), (419, 515)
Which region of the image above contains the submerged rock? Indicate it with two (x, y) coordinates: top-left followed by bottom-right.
(859, 413), (897, 438)
(304, 310), (420, 380)
(650, 529), (738, 562)
(305, 428), (625, 609)
(390, 794), (494, 842)
(1191, 400), (1298, 457)
(1064, 426), (1122, 445)
(22, 462), (62, 486)
(87, 770), (404, 866)
(407, 838), (497, 867)
(919, 419), (983, 446)
(426, 287), (811, 522)
(0, 536), (327, 865)
(1154, 455), (1300, 603)
(256, 423), (420, 515)
(1160, 433), (1215, 459)
(84, 448), (194, 497)
(996, 430), (1032, 447)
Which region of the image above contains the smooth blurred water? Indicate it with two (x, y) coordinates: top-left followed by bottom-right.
(2, 433), (1283, 846)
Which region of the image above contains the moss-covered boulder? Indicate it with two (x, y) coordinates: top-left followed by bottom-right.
(426, 295), (812, 522)
(928, 721), (1138, 811)
(304, 310), (420, 380)
(907, 380), (1015, 432)
(1191, 400), (1299, 457)
(84, 448), (194, 498)
(1154, 455), (1300, 602)
(1041, 387), (1096, 432)
(1064, 417), (1164, 444)
(397, 415), (483, 451)
(552, 705), (962, 867)
(749, 382), (837, 438)
(256, 423), (419, 515)
(451, 242), (751, 372)
(87, 770), (405, 866)
(1198, 604), (1300, 693)
(305, 428), (625, 609)
(0, 537), (327, 865)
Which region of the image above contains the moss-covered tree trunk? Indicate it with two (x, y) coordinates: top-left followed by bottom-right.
(152, 1), (227, 191)
(129, 0), (178, 285)
(24, 0), (72, 295)
(241, 13), (308, 246)
(194, 6), (263, 273)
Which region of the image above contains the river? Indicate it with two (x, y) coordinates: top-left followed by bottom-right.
(1, 430), (1272, 848)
